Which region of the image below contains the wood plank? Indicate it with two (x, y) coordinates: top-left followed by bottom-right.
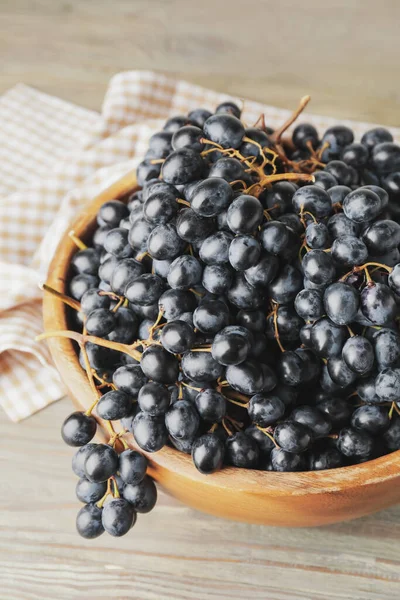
(0, 0), (399, 125)
(1, 398), (400, 599)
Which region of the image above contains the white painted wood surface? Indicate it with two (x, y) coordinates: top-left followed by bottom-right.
(1, 399), (400, 599)
(0, 0), (399, 125)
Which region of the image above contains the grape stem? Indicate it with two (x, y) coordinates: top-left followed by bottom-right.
(108, 427), (129, 450)
(136, 251), (149, 262)
(190, 346), (212, 352)
(360, 262), (393, 273)
(189, 287), (204, 297)
(201, 136), (315, 196)
(36, 329), (143, 361)
(111, 476), (120, 498)
(41, 283), (81, 312)
(271, 95), (311, 143)
(69, 230), (87, 251)
(97, 477), (113, 508)
(224, 415), (243, 432)
(217, 379), (230, 388)
(223, 396), (249, 408)
(389, 402), (400, 419)
(271, 303), (285, 353)
(79, 342), (102, 416)
(252, 112), (268, 131)
(316, 141), (330, 160)
(299, 204), (317, 227)
(148, 308), (165, 340)
(104, 419), (116, 437)
(229, 179), (249, 189)
(112, 296), (125, 313)
(222, 418), (233, 436)
(208, 423), (219, 433)
(222, 389), (250, 403)
(298, 240), (311, 263)
(257, 172), (315, 189)
(177, 199), (190, 207)
(305, 139), (318, 159)
(92, 370), (116, 389)
(98, 290), (123, 301)
(255, 425), (280, 448)
(340, 262), (393, 283)
(181, 382), (203, 392)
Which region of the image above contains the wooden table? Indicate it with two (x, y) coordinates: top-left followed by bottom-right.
(1, 0), (400, 126)
(2, 399), (400, 600)
(2, 1), (400, 598)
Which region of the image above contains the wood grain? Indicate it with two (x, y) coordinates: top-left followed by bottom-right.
(0, 0), (399, 126)
(1, 398), (400, 600)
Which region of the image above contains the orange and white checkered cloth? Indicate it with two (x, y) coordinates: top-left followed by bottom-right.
(1, 70), (400, 421)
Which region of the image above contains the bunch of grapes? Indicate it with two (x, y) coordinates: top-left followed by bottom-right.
(41, 97), (400, 538)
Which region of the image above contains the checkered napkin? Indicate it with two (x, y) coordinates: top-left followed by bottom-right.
(1, 71), (399, 421)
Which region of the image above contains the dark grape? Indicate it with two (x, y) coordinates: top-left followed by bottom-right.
(292, 185), (332, 217)
(371, 142), (400, 174)
(113, 364), (147, 395)
(342, 188), (382, 223)
(165, 400), (200, 440)
(337, 427), (374, 458)
(192, 433), (225, 474)
(190, 177), (233, 217)
(351, 405), (390, 435)
(226, 360), (267, 394)
(61, 412), (97, 447)
(309, 446), (343, 470)
(227, 195), (263, 234)
(375, 368), (400, 401)
(132, 411), (168, 452)
(96, 390), (133, 421)
(342, 335), (374, 375)
(195, 389), (226, 422)
(161, 148), (204, 184)
(119, 449), (148, 485)
(290, 405), (331, 438)
(225, 432), (259, 468)
(211, 325), (251, 366)
(248, 394), (285, 427)
(76, 503), (104, 539)
(270, 448), (304, 472)
(140, 346), (179, 384)
(123, 476), (157, 513)
(76, 478), (107, 504)
(274, 421), (312, 453)
(102, 498), (136, 537)
(84, 444), (119, 483)
(203, 113), (245, 149)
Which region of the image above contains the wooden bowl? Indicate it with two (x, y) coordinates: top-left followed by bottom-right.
(43, 170), (400, 527)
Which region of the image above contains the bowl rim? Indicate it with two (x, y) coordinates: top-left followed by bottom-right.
(42, 168), (400, 497)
